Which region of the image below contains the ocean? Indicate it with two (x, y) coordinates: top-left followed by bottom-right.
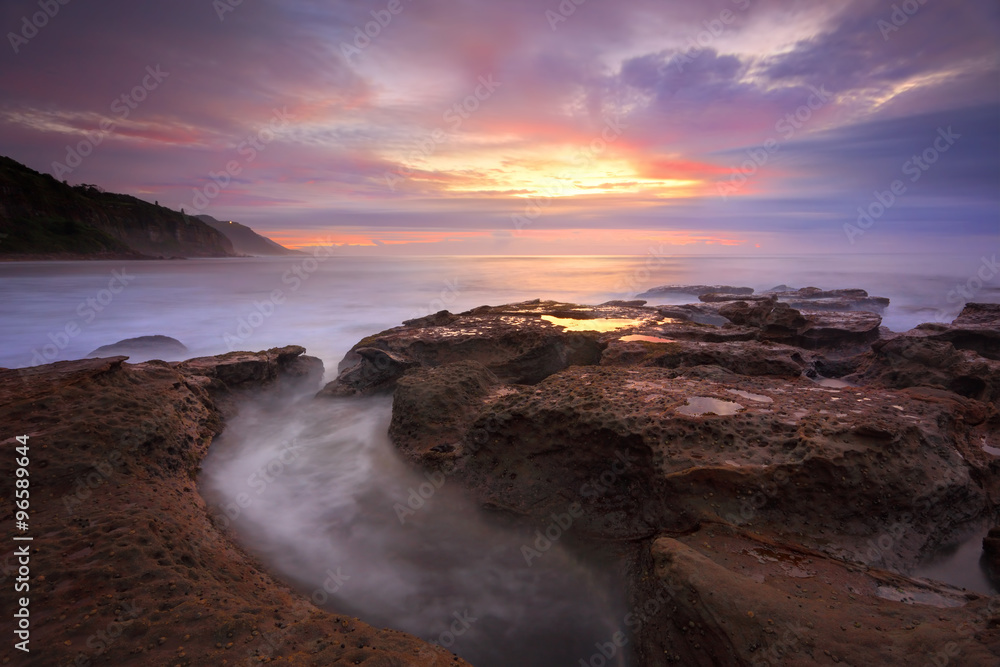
(1, 253), (997, 372)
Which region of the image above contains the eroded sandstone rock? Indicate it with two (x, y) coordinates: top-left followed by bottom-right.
(854, 331), (1000, 403)
(417, 365), (989, 568)
(718, 299), (882, 350)
(641, 529), (1000, 666)
(762, 286), (891, 313)
(0, 351), (465, 667)
(360, 294), (1000, 666)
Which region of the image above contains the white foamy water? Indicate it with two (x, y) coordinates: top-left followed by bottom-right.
(200, 392), (629, 666)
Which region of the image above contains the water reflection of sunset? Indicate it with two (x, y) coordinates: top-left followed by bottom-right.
(541, 315), (648, 332)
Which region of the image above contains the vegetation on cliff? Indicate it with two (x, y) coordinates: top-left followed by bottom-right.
(0, 156), (236, 258)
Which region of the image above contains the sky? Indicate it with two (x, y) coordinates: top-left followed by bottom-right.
(1, 0), (998, 254)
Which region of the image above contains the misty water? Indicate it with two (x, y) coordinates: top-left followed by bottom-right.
(200, 391), (630, 666)
(3, 253), (999, 662)
(2, 253), (998, 370)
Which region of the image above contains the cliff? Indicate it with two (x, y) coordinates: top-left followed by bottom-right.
(0, 156), (236, 259)
(197, 214), (303, 256)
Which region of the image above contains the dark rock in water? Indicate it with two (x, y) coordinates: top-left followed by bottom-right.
(638, 284), (754, 298)
(600, 299), (647, 307)
(402, 309), (461, 328)
(953, 302), (1000, 327)
(176, 344), (323, 396)
(699, 293), (774, 303)
(932, 302), (1000, 360)
(88, 334), (188, 360)
(784, 295), (890, 312)
(719, 300), (881, 350)
(761, 286), (891, 313)
(656, 303), (730, 326)
(719, 299), (799, 329)
(320, 347), (421, 397)
(785, 286), (870, 298)
(794, 309), (883, 349)
(850, 303), (1000, 402)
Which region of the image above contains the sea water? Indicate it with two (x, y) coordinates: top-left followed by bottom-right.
(1, 253), (997, 371)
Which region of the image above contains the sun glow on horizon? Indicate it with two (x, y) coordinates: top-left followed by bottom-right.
(269, 227), (751, 253)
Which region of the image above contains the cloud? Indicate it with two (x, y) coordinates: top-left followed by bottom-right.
(0, 0), (996, 253)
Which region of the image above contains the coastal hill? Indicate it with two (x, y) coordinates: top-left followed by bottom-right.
(0, 155), (234, 259)
(0, 156), (297, 259)
(197, 214), (303, 256)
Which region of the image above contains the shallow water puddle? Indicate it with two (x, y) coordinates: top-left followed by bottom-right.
(542, 315), (646, 332)
(812, 377), (853, 388)
(677, 396), (743, 416)
(619, 334), (676, 343)
(913, 522), (999, 596)
(982, 436), (1000, 456)
(726, 389), (773, 403)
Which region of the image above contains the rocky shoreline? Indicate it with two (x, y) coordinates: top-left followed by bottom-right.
(3, 288), (999, 665)
(0, 347), (469, 666)
(324, 292), (1000, 665)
